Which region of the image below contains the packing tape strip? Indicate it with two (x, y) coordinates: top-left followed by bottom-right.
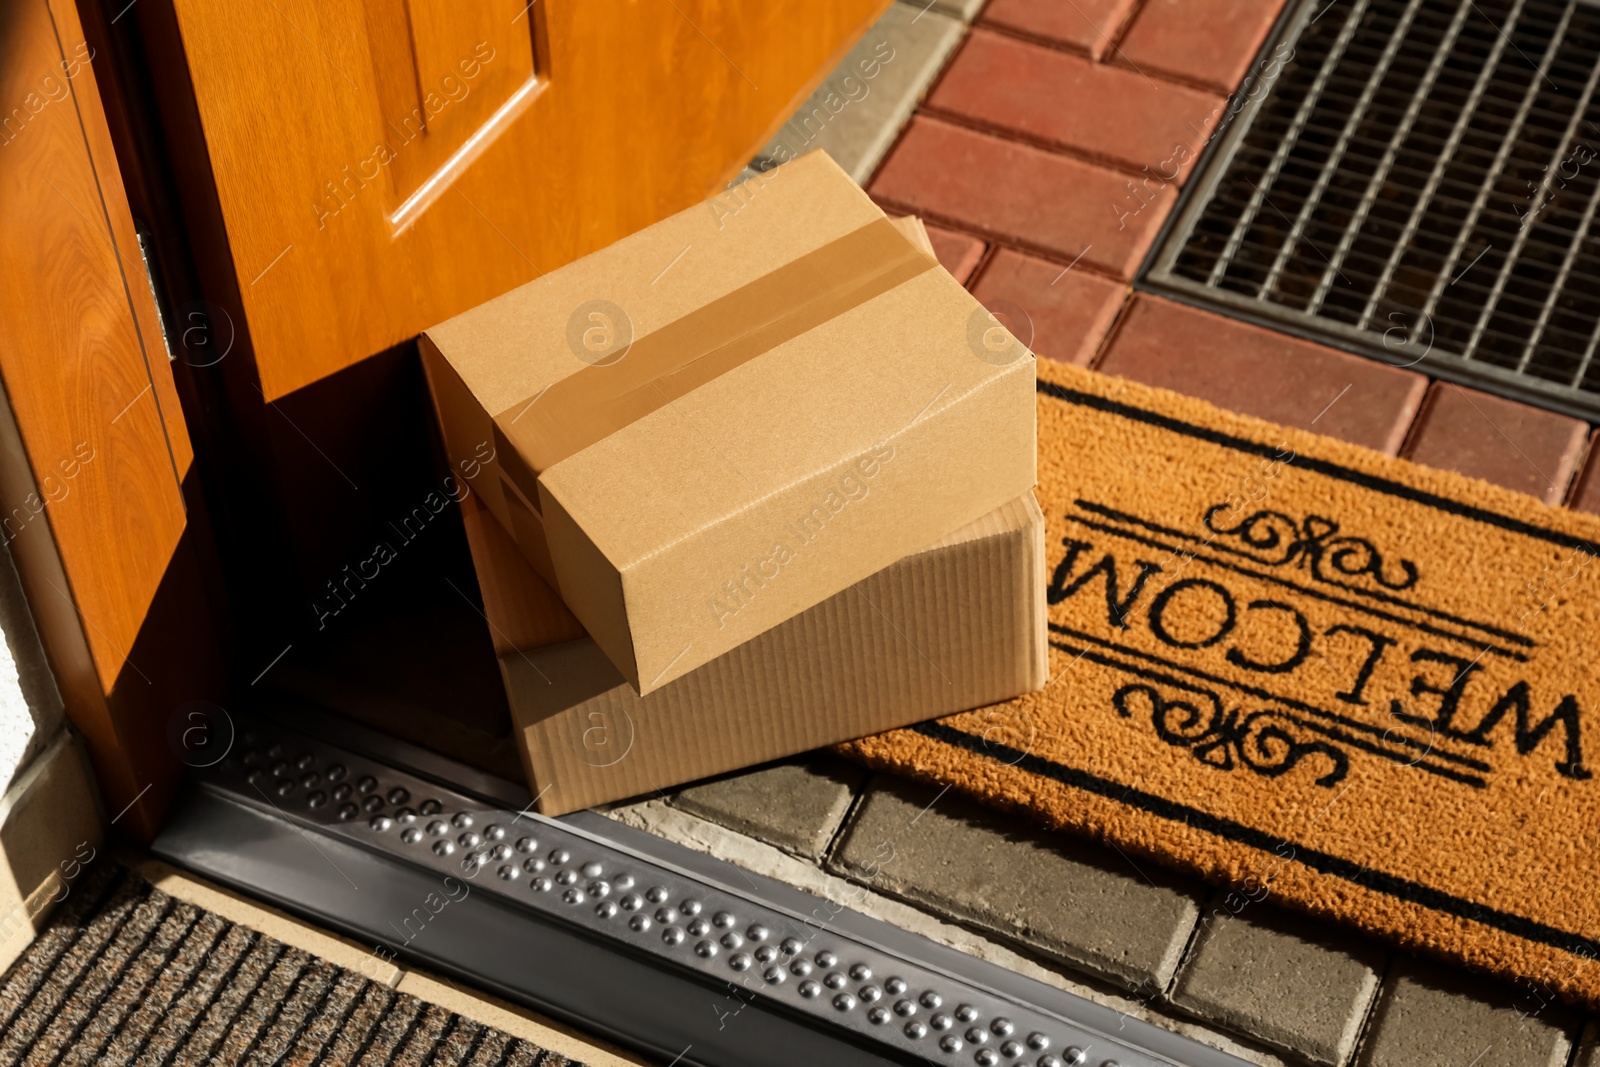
(492, 216), (936, 491)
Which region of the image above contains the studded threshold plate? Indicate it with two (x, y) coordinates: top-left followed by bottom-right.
(161, 711), (1249, 1067)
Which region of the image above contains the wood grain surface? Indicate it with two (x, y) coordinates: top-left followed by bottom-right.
(0, 0), (224, 839)
(161, 0), (892, 401)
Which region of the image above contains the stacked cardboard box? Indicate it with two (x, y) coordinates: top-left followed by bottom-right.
(423, 151), (1045, 815)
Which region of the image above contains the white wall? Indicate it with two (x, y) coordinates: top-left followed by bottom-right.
(0, 539), (64, 793)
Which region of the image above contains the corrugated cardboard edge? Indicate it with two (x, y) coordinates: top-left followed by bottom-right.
(890, 216), (934, 257)
(540, 493), (640, 686)
(419, 334), (504, 526)
(465, 492), (1047, 814)
(461, 497), (584, 658)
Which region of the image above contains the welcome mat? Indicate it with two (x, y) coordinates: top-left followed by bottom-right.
(842, 358), (1600, 1005)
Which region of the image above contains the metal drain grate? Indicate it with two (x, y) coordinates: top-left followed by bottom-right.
(1142, 0), (1600, 420)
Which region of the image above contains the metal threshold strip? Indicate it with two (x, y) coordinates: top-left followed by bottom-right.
(152, 700), (1250, 1067)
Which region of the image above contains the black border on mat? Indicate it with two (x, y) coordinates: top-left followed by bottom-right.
(1038, 377), (1600, 556)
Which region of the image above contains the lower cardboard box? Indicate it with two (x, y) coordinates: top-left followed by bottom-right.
(461, 491), (1047, 815)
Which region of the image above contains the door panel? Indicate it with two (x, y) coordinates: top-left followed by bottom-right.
(361, 0), (540, 216)
(159, 0), (891, 401)
(0, 0), (224, 838)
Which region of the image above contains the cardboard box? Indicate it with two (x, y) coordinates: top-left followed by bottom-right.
(460, 491), (1047, 815)
(422, 151), (1036, 695)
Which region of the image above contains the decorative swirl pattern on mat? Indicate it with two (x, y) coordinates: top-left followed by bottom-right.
(1203, 505), (1420, 592)
(1113, 682), (1349, 787)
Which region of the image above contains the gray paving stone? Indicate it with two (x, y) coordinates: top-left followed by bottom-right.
(828, 775), (1200, 990)
(1169, 898), (1384, 1067)
(1355, 957), (1577, 1067)
(668, 758), (864, 861)
(905, 0), (987, 22)
(1574, 1021), (1599, 1067)
(755, 1), (964, 183)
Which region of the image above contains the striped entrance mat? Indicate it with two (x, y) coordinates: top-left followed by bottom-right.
(843, 358), (1600, 1006)
(0, 862), (586, 1066)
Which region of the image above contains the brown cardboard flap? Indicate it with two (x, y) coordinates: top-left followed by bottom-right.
(890, 216), (934, 257)
(496, 217), (935, 475)
(426, 153), (891, 422)
(460, 495), (584, 657)
(419, 334), (508, 524)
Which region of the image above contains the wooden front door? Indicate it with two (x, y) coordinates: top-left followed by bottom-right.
(8, 0), (887, 825)
(141, 0), (892, 402)
(0, 0), (225, 839)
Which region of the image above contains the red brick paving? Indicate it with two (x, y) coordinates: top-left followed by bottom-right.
(971, 248), (1125, 367)
(979, 0), (1142, 59)
(1402, 383), (1590, 505)
(866, 0), (1596, 510)
(1568, 433), (1600, 514)
(870, 116), (1173, 278)
(924, 221), (986, 284)
(928, 30), (1223, 181)
(1116, 0), (1289, 93)
(1095, 296), (1428, 454)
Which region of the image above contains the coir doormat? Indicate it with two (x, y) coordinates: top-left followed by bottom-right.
(842, 358), (1600, 1005)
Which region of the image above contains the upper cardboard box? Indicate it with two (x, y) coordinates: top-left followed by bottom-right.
(422, 151), (1036, 694)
